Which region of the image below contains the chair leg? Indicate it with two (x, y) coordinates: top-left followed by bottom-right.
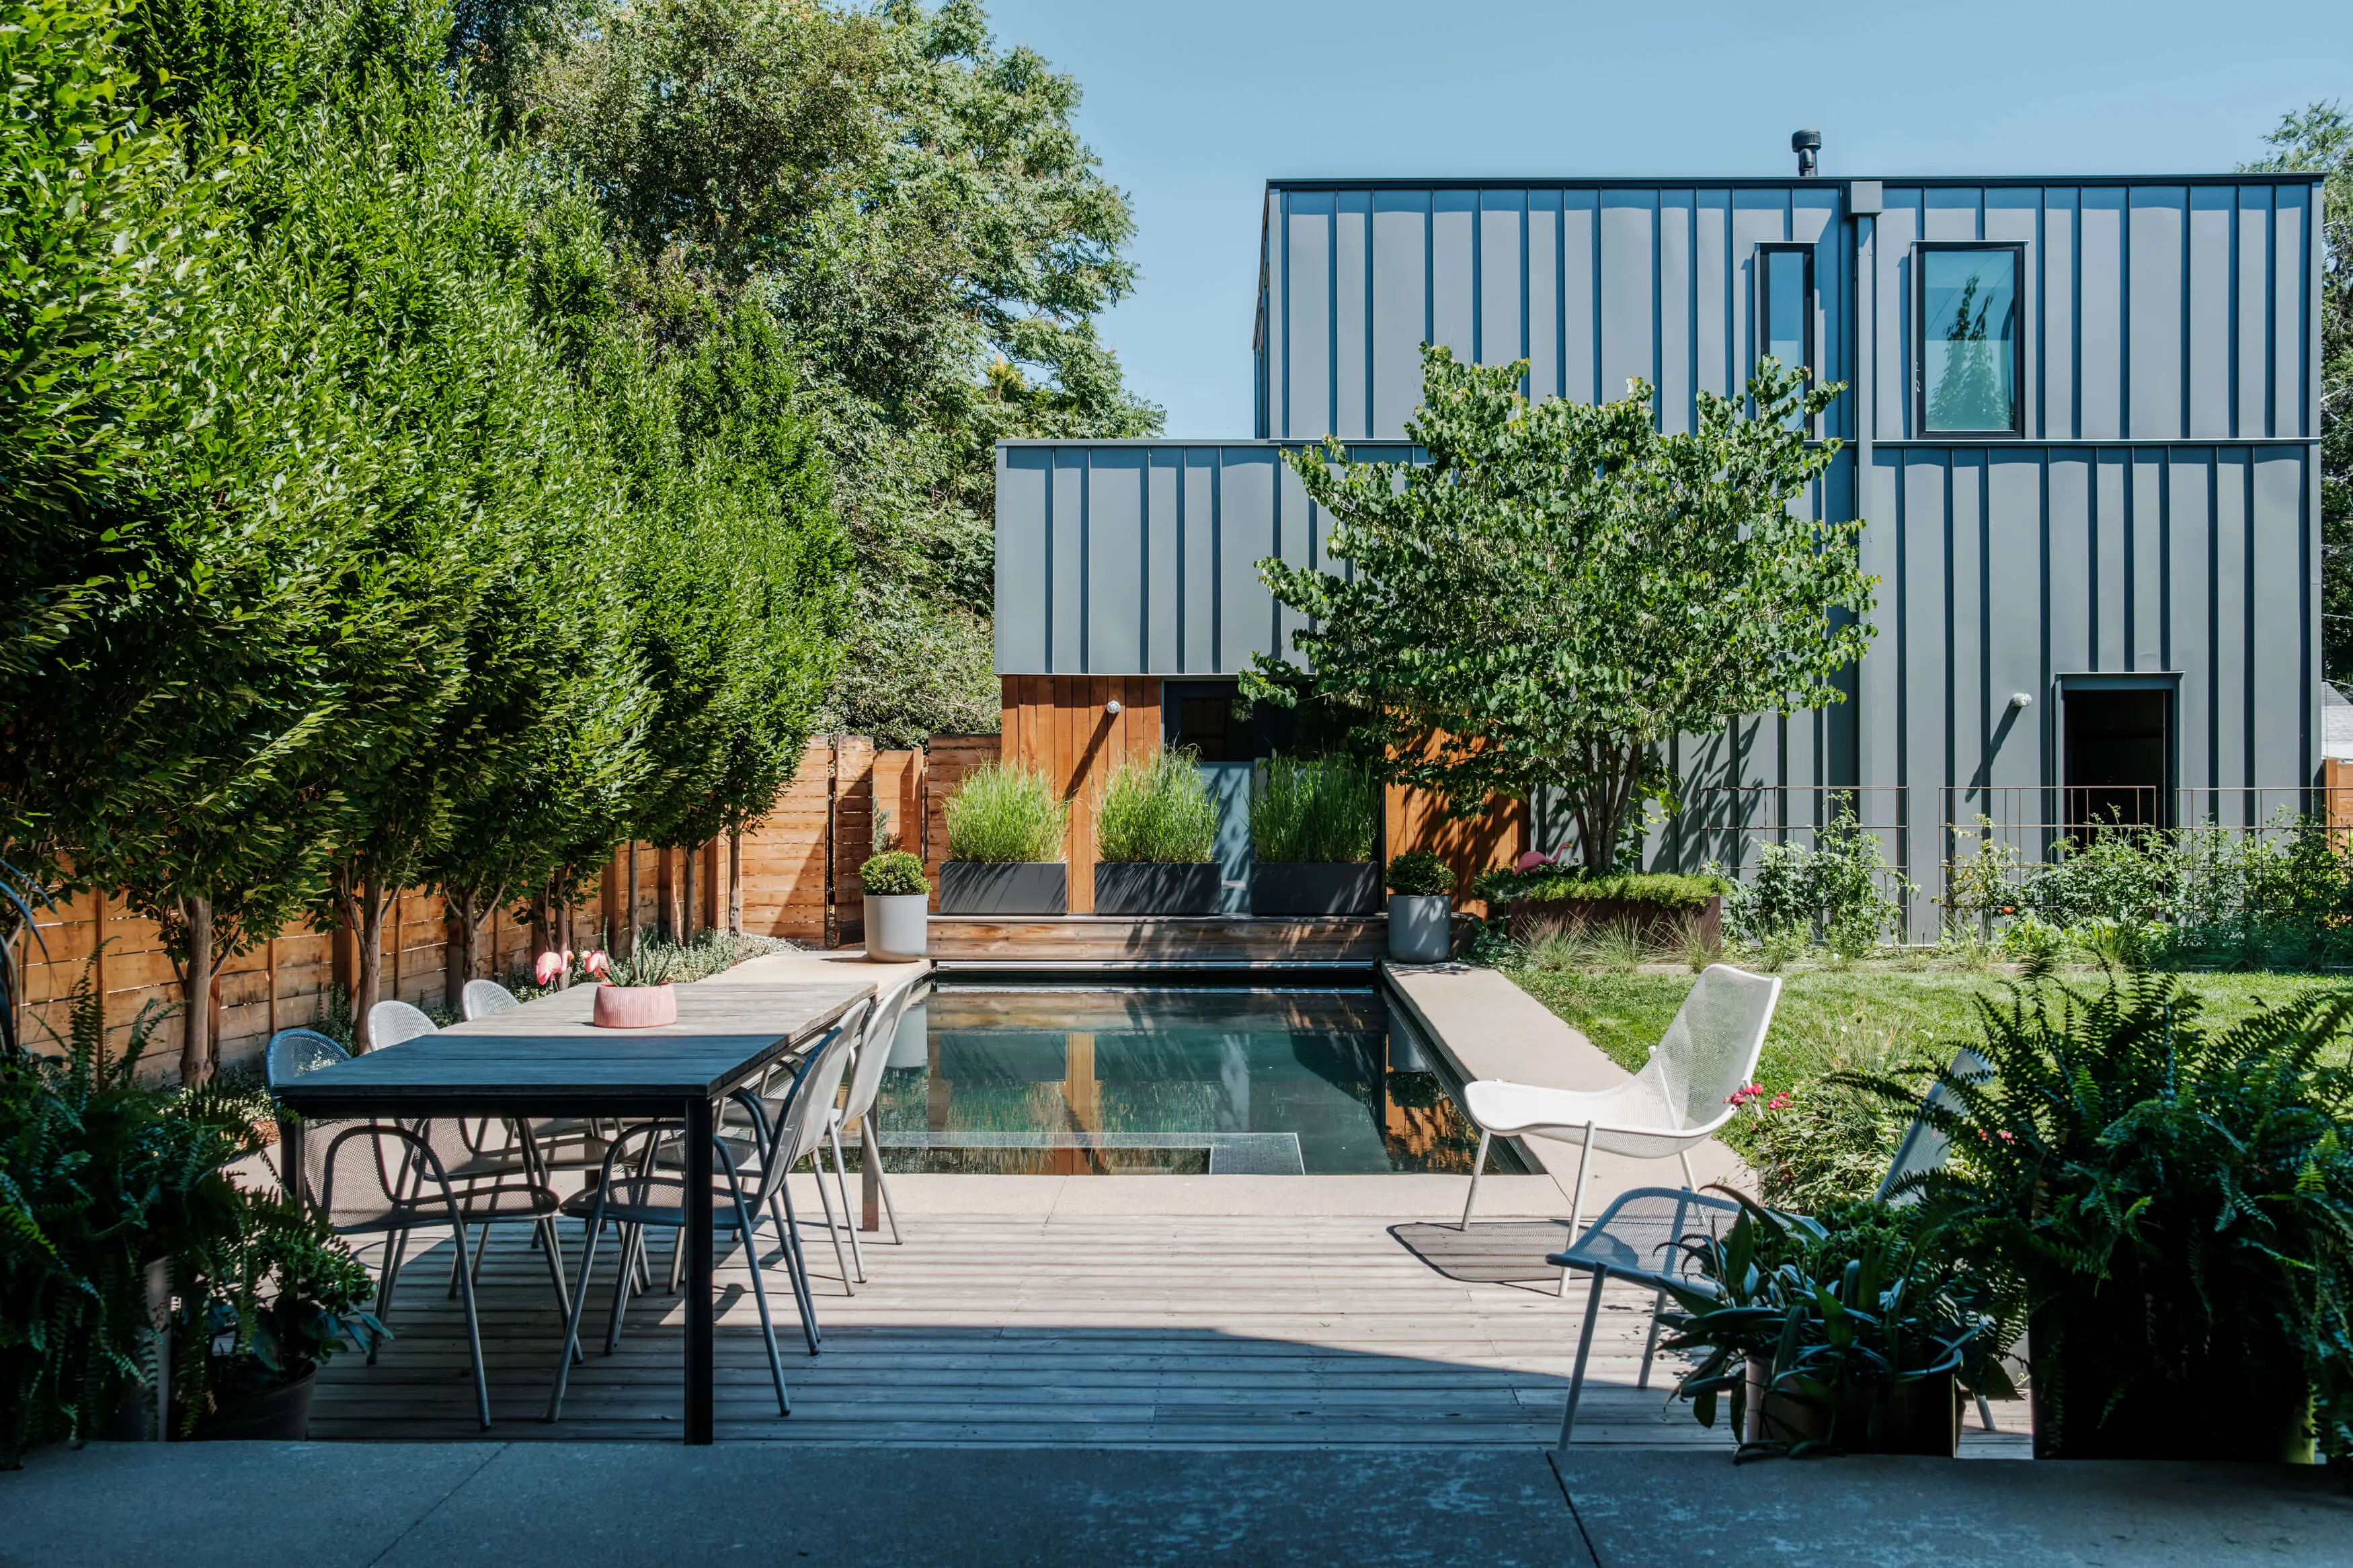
(1556, 1268), (1607, 1452)
(536, 1216), (582, 1363)
(727, 1194), (790, 1418)
(776, 1186), (822, 1352)
(1976, 1391), (1997, 1432)
(447, 1221), (491, 1432)
(605, 1223), (639, 1355)
(1636, 1282), (1668, 1391)
(1460, 1130), (1492, 1231)
(828, 1124), (866, 1288)
(806, 1153), (853, 1294)
(1678, 1149), (1698, 1190)
(874, 1156), (904, 1245)
(1558, 1125), (1597, 1298)
(547, 1205), (609, 1421)
(766, 1192), (817, 1354)
(370, 1231), (412, 1366)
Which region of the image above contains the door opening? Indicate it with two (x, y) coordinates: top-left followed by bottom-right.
(2062, 685), (2172, 837)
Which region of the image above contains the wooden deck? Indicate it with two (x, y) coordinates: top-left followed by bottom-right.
(311, 1188), (2032, 1450)
(926, 914), (1388, 969)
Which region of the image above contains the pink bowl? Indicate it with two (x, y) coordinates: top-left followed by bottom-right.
(592, 983), (677, 1029)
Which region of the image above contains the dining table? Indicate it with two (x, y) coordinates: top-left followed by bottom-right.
(272, 978), (875, 1444)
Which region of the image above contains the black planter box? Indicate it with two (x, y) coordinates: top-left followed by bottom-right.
(1094, 862), (1220, 915)
(1250, 862), (1380, 916)
(939, 861), (1068, 916)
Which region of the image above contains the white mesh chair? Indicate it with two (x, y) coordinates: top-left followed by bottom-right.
(368, 999), (438, 1049)
(461, 979), (520, 1022)
(826, 976), (922, 1288)
(1459, 963), (1780, 1238)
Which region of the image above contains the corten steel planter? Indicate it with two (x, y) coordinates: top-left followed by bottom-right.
(939, 861), (1068, 916)
(863, 893), (928, 962)
(592, 983), (678, 1028)
(1387, 894), (1453, 962)
(1507, 894), (1722, 949)
(1743, 1360), (1959, 1456)
(197, 1368), (317, 1442)
(1093, 862), (1220, 916)
(1250, 862), (1380, 917)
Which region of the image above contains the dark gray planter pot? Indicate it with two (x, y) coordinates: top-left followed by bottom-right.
(1094, 862), (1220, 915)
(939, 861), (1068, 916)
(1388, 894), (1453, 962)
(1250, 862), (1380, 916)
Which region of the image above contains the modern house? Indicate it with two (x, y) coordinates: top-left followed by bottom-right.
(995, 148), (2327, 930)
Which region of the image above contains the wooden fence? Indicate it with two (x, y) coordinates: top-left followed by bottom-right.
(13, 735), (972, 1081)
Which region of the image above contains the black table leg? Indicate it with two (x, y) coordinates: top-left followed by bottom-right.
(278, 1117), (303, 1204)
(684, 1096), (715, 1444)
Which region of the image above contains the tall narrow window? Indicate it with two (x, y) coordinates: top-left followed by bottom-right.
(1917, 243), (2023, 435)
(1759, 244), (1813, 378)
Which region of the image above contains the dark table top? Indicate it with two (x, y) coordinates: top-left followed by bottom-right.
(272, 981), (874, 1115)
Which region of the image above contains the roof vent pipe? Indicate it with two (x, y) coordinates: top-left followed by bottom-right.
(1792, 129), (1821, 177)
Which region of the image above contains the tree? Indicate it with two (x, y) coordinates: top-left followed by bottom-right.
(2246, 104), (2352, 679)
(1249, 347), (1878, 874)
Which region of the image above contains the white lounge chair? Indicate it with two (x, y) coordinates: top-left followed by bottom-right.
(1458, 962), (1780, 1237)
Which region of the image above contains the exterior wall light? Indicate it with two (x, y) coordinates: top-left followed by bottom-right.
(1105, 698), (1122, 716)
(2008, 692), (2034, 710)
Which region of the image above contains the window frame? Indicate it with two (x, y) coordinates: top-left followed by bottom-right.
(1755, 242), (1817, 393)
(1913, 241), (2027, 439)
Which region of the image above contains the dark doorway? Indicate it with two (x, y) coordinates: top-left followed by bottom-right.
(2063, 685), (2172, 835)
(1164, 681), (1254, 761)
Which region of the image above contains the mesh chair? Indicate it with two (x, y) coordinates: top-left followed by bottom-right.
(547, 1012), (867, 1421)
(1876, 1048), (1992, 1206)
(267, 1026), (350, 1085)
(461, 979), (520, 1022)
(1546, 1186), (1742, 1448)
(369, 999), (438, 1049)
(825, 977), (922, 1288)
(1460, 964), (1780, 1236)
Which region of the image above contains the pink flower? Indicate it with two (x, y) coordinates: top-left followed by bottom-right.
(584, 950), (610, 979)
(534, 950), (563, 986)
(1766, 1093), (1792, 1112)
(1726, 1082), (1765, 1106)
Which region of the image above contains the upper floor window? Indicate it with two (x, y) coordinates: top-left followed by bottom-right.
(1917, 244), (2023, 436)
(1759, 245), (1814, 380)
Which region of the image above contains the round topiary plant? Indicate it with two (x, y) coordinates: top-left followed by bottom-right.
(861, 850), (930, 897)
(1385, 850), (1457, 897)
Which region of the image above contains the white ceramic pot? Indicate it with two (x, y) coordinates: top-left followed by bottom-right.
(865, 893), (929, 962)
(1388, 894), (1453, 963)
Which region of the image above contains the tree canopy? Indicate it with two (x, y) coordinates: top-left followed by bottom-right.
(1250, 348), (1878, 874)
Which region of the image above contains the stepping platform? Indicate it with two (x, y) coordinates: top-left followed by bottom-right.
(926, 913), (1388, 971)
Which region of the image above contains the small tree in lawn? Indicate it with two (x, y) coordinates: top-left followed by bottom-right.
(1250, 346), (1877, 872)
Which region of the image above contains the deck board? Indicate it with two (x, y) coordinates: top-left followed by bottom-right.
(311, 1206), (2033, 1451)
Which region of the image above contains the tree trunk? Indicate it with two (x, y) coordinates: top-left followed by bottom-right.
(444, 891), (481, 1015)
(529, 891), (552, 985)
(621, 843), (639, 958)
(177, 893), (214, 1086)
(728, 832), (743, 936)
(352, 885), (387, 1052)
(682, 843), (698, 944)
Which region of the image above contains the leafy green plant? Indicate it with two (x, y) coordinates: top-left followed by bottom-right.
(1721, 811), (1912, 954)
(196, 1192), (381, 1404)
(1384, 850), (1455, 897)
(593, 943), (686, 988)
(1094, 748), (1216, 864)
(1845, 971), (2353, 1460)
(1659, 1196), (2014, 1457)
(1472, 867), (1726, 907)
(945, 764), (1068, 863)
(1941, 817), (2025, 941)
(1249, 755), (1376, 864)
(861, 850), (930, 897)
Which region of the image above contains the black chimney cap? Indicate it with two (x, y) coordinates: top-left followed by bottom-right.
(1791, 128), (1823, 152)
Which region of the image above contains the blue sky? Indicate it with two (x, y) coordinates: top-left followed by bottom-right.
(982, 0), (2353, 438)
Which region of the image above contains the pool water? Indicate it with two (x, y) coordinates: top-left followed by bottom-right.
(867, 985), (1523, 1176)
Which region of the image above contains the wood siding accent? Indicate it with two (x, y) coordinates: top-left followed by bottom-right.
(996, 676), (1164, 913)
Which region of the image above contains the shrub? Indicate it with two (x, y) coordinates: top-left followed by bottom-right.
(860, 850), (930, 896)
(1250, 755), (1376, 864)
(1384, 850), (1455, 896)
(1720, 810), (1911, 953)
(1094, 749), (1216, 864)
(945, 764), (1068, 863)
(1472, 868), (1726, 907)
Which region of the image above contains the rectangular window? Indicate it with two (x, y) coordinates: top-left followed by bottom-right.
(1759, 245), (1813, 378)
(1917, 243), (2024, 436)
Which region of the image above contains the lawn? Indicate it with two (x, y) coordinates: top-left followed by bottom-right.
(1506, 960), (2350, 1091)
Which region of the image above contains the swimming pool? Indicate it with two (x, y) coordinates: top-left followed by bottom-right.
(867, 984), (1524, 1176)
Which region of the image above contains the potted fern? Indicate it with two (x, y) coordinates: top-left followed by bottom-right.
(1093, 748), (1219, 915)
(1384, 850), (1456, 961)
(586, 944), (683, 1027)
(940, 764), (1070, 915)
(861, 850), (930, 960)
(1249, 755), (1380, 915)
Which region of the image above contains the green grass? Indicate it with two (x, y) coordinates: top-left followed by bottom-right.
(1507, 961), (2352, 1091)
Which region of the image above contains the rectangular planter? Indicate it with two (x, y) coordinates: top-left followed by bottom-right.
(939, 862), (1068, 916)
(1250, 862), (1380, 916)
(1506, 894), (1720, 949)
(1093, 862), (1220, 916)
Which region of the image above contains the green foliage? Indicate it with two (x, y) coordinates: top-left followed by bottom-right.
(1094, 749), (1215, 864)
(1383, 850), (1455, 897)
(1249, 755), (1376, 864)
(597, 942), (685, 988)
(1252, 346), (1876, 872)
(197, 1190), (381, 1399)
(1659, 1197), (2014, 1455)
(1721, 811), (1911, 956)
(1844, 972), (2353, 1460)
(860, 849), (930, 897)
(1472, 867), (1725, 908)
(945, 763), (1067, 863)
(0, 963), (252, 1463)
